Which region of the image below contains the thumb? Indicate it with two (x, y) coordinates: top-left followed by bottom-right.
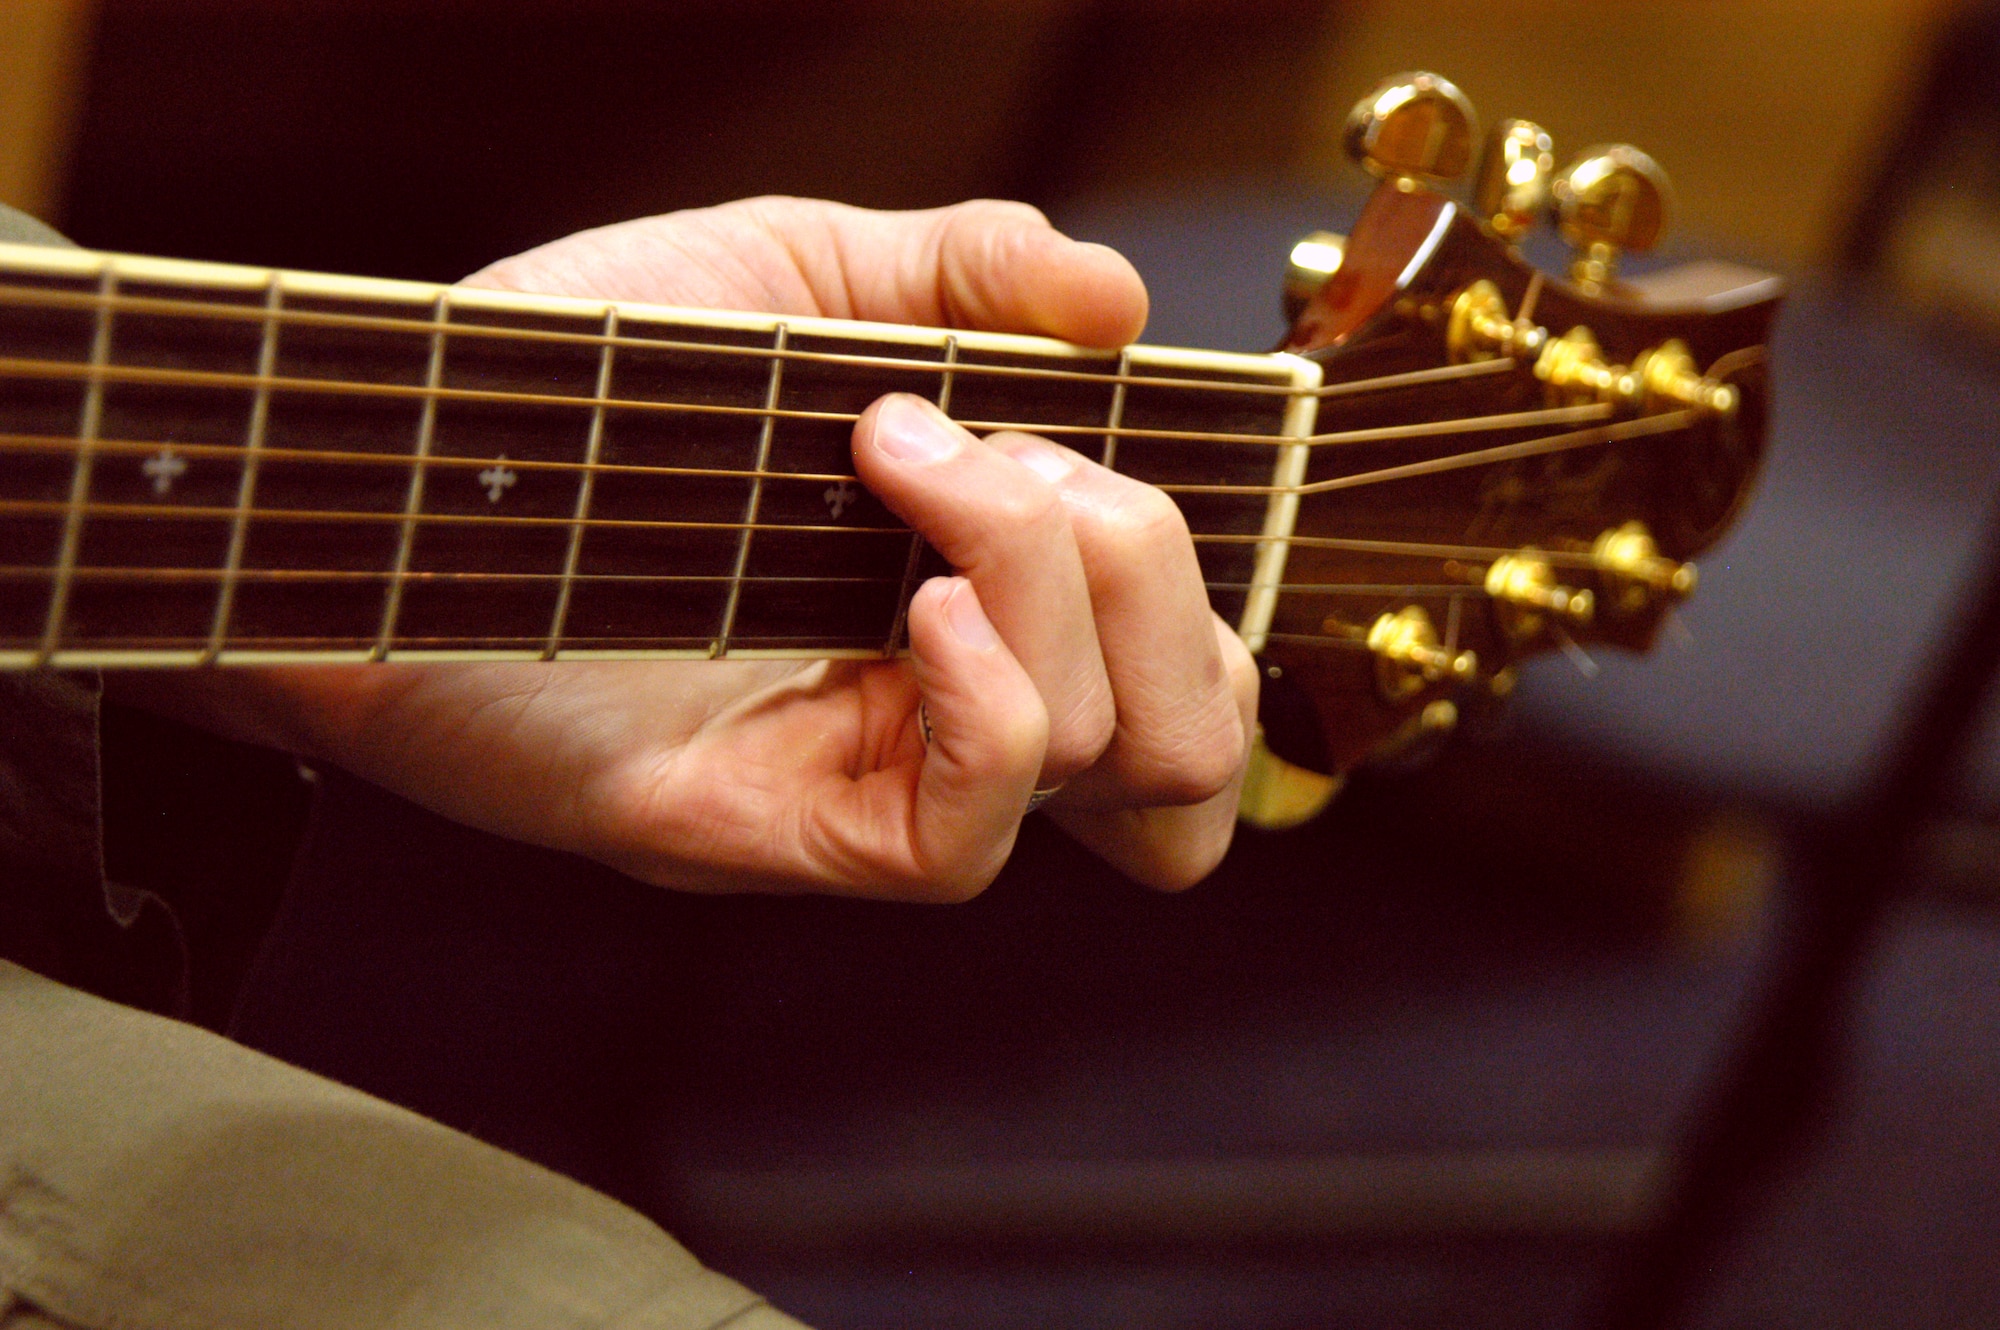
(901, 576), (1047, 901)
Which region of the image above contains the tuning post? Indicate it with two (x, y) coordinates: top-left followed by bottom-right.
(1536, 327), (1737, 419)
(1592, 521), (1696, 616)
(1484, 553), (1593, 642)
(1474, 119), (1555, 244)
(1447, 279), (1548, 363)
(1551, 144), (1672, 290)
(1283, 230), (1347, 323)
(1361, 605), (1477, 703)
(1344, 72), (1478, 189)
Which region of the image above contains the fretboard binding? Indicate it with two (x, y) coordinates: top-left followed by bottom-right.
(35, 266), (115, 664)
(546, 305), (617, 658)
(0, 356), (1596, 450)
(205, 274), (283, 661)
(375, 291), (449, 659)
(0, 278), (1427, 400)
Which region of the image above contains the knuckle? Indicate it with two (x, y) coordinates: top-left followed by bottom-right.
(1043, 686), (1117, 778)
(911, 863), (1001, 905)
(1142, 827), (1235, 893)
(1093, 483), (1188, 552)
(1118, 701), (1247, 806)
(1221, 631), (1262, 711)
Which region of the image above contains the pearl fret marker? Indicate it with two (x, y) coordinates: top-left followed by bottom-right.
(142, 446), (187, 496)
(478, 457), (518, 503)
(824, 479), (857, 518)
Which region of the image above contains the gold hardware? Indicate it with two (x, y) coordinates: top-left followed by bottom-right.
(1447, 279), (1547, 363)
(1551, 144), (1672, 289)
(1484, 553), (1593, 641)
(1238, 728), (1345, 830)
(1283, 230), (1346, 323)
(1364, 605), (1477, 703)
(1634, 339), (1739, 417)
(1450, 282), (1736, 421)
(1473, 119), (1555, 244)
(1536, 325), (1633, 407)
(1535, 326), (1737, 420)
(1344, 72), (1478, 187)
(1420, 698), (1460, 735)
(1592, 521), (1696, 616)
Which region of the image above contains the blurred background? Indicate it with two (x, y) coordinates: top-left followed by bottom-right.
(9, 1), (2000, 1326)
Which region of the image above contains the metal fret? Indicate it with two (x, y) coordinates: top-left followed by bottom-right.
(34, 266), (115, 663)
(544, 306), (617, 658)
(1100, 347), (1131, 472)
(883, 334), (957, 655)
(204, 275), (283, 661)
(374, 291), (450, 658)
(714, 323), (787, 657)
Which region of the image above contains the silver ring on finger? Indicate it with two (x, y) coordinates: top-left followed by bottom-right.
(1025, 784), (1064, 814)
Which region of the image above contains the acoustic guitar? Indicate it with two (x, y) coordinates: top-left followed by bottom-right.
(0, 74), (1780, 825)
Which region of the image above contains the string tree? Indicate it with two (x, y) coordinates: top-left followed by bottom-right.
(1343, 71), (1478, 190)
(1473, 118), (1555, 245)
(1551, 144), (1672, 291)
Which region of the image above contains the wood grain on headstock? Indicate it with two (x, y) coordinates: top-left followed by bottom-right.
(1261, 177), (1781, 774)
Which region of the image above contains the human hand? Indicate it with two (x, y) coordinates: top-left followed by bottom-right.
(134, 199), (1257, 898)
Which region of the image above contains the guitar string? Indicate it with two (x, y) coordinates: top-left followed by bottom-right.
(10, 633), (1404, 654)
(0, 414), (1680, 552)
(0, 355), (1606, 452)
(0, 280), (1525, 403)
(0, 394), (1638, 509)
(0, 279), (1724, 646)
(0, 563), (1483, 601)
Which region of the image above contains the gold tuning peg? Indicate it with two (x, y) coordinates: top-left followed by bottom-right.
(1343, 72), (1478, 188)
(1473, 119), (1555, 244)
(1282, 230), (1346, 322)
(1363, 605), (1477, 703)
(1551, 144), (1672, 289)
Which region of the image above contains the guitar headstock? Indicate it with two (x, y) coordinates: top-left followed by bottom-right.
(1256, 72), (1782, 784)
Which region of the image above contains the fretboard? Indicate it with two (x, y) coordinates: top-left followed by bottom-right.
(0, 242), (1321, 667)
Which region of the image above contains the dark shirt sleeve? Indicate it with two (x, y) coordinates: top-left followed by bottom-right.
(0, 205), (128, 996)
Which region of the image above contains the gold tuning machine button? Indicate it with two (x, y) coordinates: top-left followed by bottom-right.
(1485, 553), (1593, 641)
(1592, 521), (1696, 616)
(1551, 144), (1672, 290)
(1364, 605), (1477, 703)
(1283, 230), (1346, 323)
(1344, 72), (1478, 189)
(1474, 118), (1555, 244)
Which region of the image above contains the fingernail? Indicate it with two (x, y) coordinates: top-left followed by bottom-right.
(872, 394), (962, 465)
(1004, 437), (1076, 485)
(943, 578), (1000, 651)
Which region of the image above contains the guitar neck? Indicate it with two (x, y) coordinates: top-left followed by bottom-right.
(0, 242), (1322, 668)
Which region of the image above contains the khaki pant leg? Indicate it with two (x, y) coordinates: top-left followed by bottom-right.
(0, 961), (808, 1330)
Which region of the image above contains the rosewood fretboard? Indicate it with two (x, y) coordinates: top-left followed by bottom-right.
(0, 243), (1320, 667)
